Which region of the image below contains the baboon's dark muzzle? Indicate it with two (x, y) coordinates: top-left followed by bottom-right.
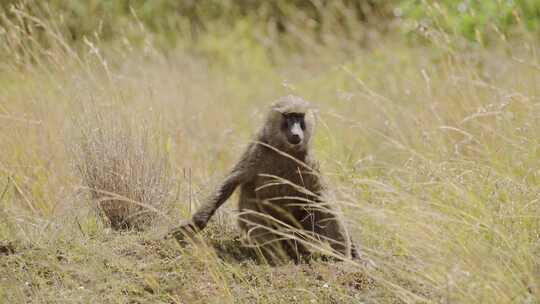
(287, 123), (304, 145)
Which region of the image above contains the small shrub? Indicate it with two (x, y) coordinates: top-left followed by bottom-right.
(73, 109), (172, 230)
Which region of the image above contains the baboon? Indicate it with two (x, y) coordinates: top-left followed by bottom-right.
(171, 95), (358, 262)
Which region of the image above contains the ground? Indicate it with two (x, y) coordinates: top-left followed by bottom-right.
(1, 222), (384, 304)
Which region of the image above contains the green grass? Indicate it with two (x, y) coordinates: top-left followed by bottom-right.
(1, 3), (540, 303)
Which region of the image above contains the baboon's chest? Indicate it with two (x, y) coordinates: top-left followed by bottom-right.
(253, 159), (316, 201)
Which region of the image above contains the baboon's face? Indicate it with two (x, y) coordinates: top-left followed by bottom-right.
(280, 112), (306, 146)
(264, 96), (315, 151)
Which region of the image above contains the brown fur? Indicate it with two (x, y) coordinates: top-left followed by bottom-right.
(170, 96), (357, 262)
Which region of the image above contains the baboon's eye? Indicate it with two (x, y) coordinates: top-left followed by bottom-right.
(288, 113), (306, 130)
(299, 118), (306, 130)
(281, 112), (305, 131)
(281, 115), (289, 130)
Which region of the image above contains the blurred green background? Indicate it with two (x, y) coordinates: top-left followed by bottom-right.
(2, 0), (539, 51)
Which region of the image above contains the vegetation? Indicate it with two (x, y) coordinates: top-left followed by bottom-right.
(1, 1), (539, 303)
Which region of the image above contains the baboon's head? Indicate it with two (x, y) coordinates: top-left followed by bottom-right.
(262, 95), (316, 152)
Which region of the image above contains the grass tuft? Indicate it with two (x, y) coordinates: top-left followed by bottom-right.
(73, 108), (173, 230)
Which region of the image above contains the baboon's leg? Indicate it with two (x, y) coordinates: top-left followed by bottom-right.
(240, 210), (310, 264)
(314, 207), (357, 258)
(246, 227), (305, 264)
(241, 219), (289, 263)
(239, 187), (291, 263)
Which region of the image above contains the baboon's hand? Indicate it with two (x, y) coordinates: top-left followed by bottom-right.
(167, 220), (199, 244)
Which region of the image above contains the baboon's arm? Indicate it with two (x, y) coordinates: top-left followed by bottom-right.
(168, 144), (256, 241)
(191, 144), (257, 230)
(191, 169), (245, 229)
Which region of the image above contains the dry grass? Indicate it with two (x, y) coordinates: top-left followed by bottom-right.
(1, 4), (540, 304)
(73, 107), (172, 230)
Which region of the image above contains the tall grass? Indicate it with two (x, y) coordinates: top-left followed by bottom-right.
(0, 2), (539, 303)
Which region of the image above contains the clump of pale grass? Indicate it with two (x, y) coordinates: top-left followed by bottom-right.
(72, 107), (172, 230)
